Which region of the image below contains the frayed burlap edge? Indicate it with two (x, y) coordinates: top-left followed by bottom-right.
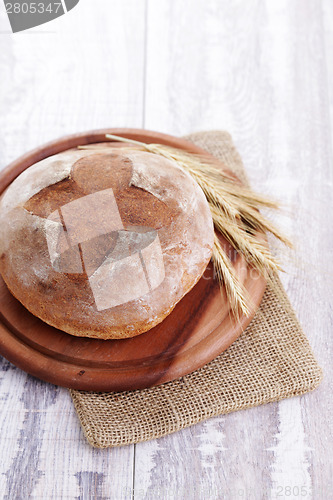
(70, 131), (323, 448)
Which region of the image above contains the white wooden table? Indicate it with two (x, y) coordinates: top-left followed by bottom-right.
(0, 1), (332, 498)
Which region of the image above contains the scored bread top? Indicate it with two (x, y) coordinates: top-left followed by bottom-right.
(0, 147), (214, 339)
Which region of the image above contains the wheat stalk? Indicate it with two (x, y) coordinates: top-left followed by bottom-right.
(212, 234), (251, 318)
(101, 134), (291, 316)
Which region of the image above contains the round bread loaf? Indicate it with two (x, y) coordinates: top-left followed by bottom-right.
(0, 147), (214, 339)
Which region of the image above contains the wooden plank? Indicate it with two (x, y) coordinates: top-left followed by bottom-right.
(0, 0), (145, 167)
(323, 0), (333, 135)
(0, 0), (147, 498)
(138, 0), (333, 498)
(260, 2), (333, 498)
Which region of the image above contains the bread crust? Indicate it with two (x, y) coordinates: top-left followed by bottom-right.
(0, 148), (214, 339)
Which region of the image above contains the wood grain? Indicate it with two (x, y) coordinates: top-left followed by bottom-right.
(0, 0), (332, 498)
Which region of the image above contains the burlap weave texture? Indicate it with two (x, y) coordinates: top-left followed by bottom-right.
(70, 131), (323, 448)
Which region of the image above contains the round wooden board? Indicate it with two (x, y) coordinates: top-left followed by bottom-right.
(0, 128), (266, 391)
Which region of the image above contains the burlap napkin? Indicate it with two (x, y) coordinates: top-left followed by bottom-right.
(70, 131), (323, 448)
